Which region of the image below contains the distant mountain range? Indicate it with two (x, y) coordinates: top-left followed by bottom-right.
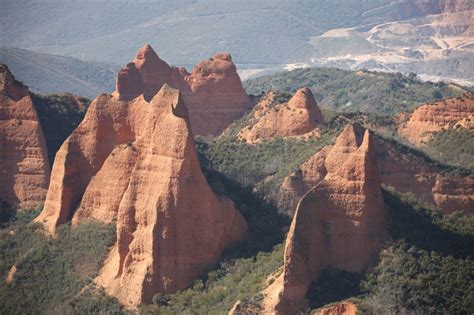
(1, 0), (472, 85)
(0, 47), (118, 98)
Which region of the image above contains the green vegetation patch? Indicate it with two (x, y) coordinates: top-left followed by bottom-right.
(144, 244), (284, 314)
(197, 128), (338, 195)
(0, 210), (117, 314)
(424, 128), (474, 171)
(244, 67), (467, 114)
(358, 189), (474, 314)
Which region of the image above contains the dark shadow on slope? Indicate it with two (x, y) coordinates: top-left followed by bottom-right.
(306, 267), (363, 310)
(375, 133), (472, 177)
(383, 188), (474, 258)
(197, 141), (290, 258)
(0, 200), (16, 227)
(202, 168), (290, 259)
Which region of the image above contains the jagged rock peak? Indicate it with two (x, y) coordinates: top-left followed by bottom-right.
(191, 52), (238, 75)
(0, 64), (29, 100)
(336, 129), (380, 185)
(0, 64), (50, 209)
(114, 44), (251, 136)
(135, 43), (161, 61)
(263, 129), (386, 315)
(238, 87), (324, 143)
(116, 62), (143, 101)
(324, 122), (366, 174)
(334, 122), (366, 148)
(34, 84), (247, 307)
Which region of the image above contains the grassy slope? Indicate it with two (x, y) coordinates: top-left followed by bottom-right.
(244, 67), (468, 114)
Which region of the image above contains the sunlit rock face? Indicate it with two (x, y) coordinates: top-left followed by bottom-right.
(263, 130), (387, 314)
(34, 84), (247, 307)
(115, 44), (251, 137)
(0, 64), (50, 209)
(278, 123), (474, 216)
(398, 94), (474, 145)
(239, 88), (324, 143)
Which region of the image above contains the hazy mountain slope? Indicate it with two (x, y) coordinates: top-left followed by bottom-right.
(2, 0), (472, 83)
(244, 67), (469, 113)
(0, 47), (118, 98)
(0, 0), (401, 66)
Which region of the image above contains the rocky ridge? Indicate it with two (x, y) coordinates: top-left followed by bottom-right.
(398, 94), (474, 145)
(34, 83), (247, 307)
(279, 123), (474, 216)
(238, 88), (324, 143)
(115, 44), (251, 137)
(263, 130), (387, 314)
(0, 64), (50, 209)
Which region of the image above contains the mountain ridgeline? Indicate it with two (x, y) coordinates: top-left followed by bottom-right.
(0, 47), (118, 98)
(244, 67), (470, 113)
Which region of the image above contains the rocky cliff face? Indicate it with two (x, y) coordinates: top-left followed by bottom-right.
(0, 64), (50, 209)
(114, 44), (251, 136)
(263, 130), (387, 314)
(279, 123), (474, 216)
(398, 94), (474, 145)
(238, 88), (324, 143)
(34, 84), (247, 307)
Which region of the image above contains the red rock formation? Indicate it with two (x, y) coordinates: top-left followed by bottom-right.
(34, 85), (247, 307)
(264, 130), (387, 314)
(114, 44), (251, 136)
(398, 94), (474, 145)
(317, 302), (357, 315)
(116, 62), (144, 101)
(324, 123), (365, 174)
(0, 64), (50, 209)
(239, 88), (324, 143)
(432, 175), (474, 215)
(279, 123), (474, 216)
(277, 147), (331, 214)
(277, 123), (364, 216)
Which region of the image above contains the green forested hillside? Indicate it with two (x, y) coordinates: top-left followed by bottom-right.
(357, 189), (474, 314)
(244, 67), (468, 113)
(424, 128), (474, 171)
(0, 209), (118, 314)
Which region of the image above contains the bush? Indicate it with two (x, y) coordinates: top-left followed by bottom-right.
(0, 214), (117, 314)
